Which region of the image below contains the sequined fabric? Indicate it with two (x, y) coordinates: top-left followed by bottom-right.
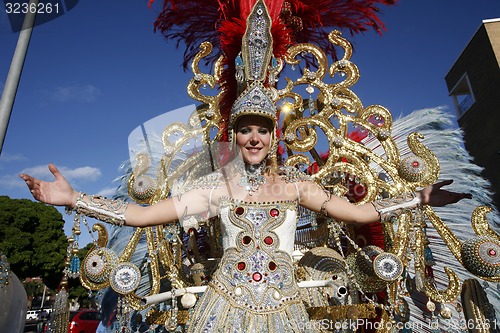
(187, 198), (318, 332)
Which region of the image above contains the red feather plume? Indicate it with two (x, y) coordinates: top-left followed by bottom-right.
(150, 0), (396, 67)
(284, 0), (396, 61)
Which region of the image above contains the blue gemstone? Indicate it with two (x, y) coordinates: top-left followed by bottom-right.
(272, 57), (277, 68)
(235, 56), (243, 66)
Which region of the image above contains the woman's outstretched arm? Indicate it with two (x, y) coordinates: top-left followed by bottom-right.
(20, 163), (210, 227)
(298, 180), (472, 226)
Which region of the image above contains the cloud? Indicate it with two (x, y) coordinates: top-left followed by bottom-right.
(20, 165), (102, 182)
(0, 174), (24, 189)
(97, 187), (117, 197)
(0, 165), (102, 191)
(0, 152), (27, 163)
(48, 84), (101, 103)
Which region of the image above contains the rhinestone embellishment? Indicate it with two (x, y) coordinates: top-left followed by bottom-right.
(110, 262), (141, 294)
(82, 248), (118, 284)
(235, 207), (245, 215)
(252, 272), (262, 282)
(373, 252), (403, 281)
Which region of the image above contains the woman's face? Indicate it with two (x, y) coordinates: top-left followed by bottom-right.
(235, 115), (272, 165)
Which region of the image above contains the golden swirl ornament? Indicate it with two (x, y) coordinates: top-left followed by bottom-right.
(80, 224), (117, 291)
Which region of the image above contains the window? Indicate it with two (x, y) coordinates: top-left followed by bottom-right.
(449, 73), (475, 117)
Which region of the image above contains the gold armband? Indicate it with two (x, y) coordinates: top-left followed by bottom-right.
(372, 192), (420, 223)
(73, 192), (128, 226)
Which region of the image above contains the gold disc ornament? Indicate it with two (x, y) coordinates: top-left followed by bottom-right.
(109, 262), (142, 295)
(398, 155), (427, 183)
(82, 248), (119, 284)
(373, 252), (404, 282)
(461, 236), (500, 277)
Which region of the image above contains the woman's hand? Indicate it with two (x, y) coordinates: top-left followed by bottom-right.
(19, 163), (79, 207)
(418, 179), (472, 207)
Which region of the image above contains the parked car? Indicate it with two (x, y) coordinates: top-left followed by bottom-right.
(43, 308), (101, 333)
(26, 310), (39, 321)
(68, 309), (101, 333)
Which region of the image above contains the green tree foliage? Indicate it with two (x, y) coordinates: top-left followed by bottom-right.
(24, 280), (46, 299)
(0, 196), (68, 290)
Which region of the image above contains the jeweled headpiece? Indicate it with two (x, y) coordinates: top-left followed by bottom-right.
(229, 0), (278, 128)
(230, 82), (276, 127)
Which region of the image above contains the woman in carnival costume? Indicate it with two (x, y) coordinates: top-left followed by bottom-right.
(20, 0), (474, 332)
(19, 116), (469, 333)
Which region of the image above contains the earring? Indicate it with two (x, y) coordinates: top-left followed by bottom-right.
(267, 129), (279, 171)
(228, 128), (235, 151)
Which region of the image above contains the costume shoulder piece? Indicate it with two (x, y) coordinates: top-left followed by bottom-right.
(279, 166), (313, 183)
(178, 171), (224, 192)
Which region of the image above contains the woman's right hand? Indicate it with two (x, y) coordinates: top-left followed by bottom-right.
(19, 163), (79, 208)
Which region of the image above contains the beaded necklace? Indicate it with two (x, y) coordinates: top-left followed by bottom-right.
(236, 160), (267, 195)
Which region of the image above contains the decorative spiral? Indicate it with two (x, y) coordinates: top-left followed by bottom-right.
(398, 155), (427, 183)
(82, 248), (118, 284)
(461, 236), (500, 277)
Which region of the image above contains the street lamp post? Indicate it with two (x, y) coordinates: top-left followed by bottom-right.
(0, 0), (40, 155)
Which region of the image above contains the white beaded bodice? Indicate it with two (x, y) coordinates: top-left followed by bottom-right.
(210, 197), (301, 313)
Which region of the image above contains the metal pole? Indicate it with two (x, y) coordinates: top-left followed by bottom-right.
(40, 284), (46, 309)
(0, 0), (39, 155)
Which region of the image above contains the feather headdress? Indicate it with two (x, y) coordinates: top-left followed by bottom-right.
(149, 0), (396, 138)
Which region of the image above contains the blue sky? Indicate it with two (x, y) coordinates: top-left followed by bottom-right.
(0, 0), (499, 245)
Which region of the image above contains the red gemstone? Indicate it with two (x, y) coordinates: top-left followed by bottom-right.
(264, 236), (274, 245)
(270, 209), (279, 217)
(268, 261), (277, 271)
(412, 161), (420, 167)
(489, 249), (497, 256)
(237, 262), (246, 271)
(242, 236), (252, 245)
(252, 272), (262, 282)
(235, 207), (244, 215)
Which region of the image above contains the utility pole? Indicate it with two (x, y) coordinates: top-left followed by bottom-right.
(0, 0), (40, 155)
(40, 284), (47, 309)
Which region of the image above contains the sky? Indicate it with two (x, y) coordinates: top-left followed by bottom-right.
(0, 0), (499, 245)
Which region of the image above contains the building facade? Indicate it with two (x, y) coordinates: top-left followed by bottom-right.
(445, 18), (500, 210)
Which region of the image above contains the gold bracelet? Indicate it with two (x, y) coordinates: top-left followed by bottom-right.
(319, 191), (331, 217)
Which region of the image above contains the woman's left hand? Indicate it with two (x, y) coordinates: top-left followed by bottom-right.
(418, 179), (472, 207)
